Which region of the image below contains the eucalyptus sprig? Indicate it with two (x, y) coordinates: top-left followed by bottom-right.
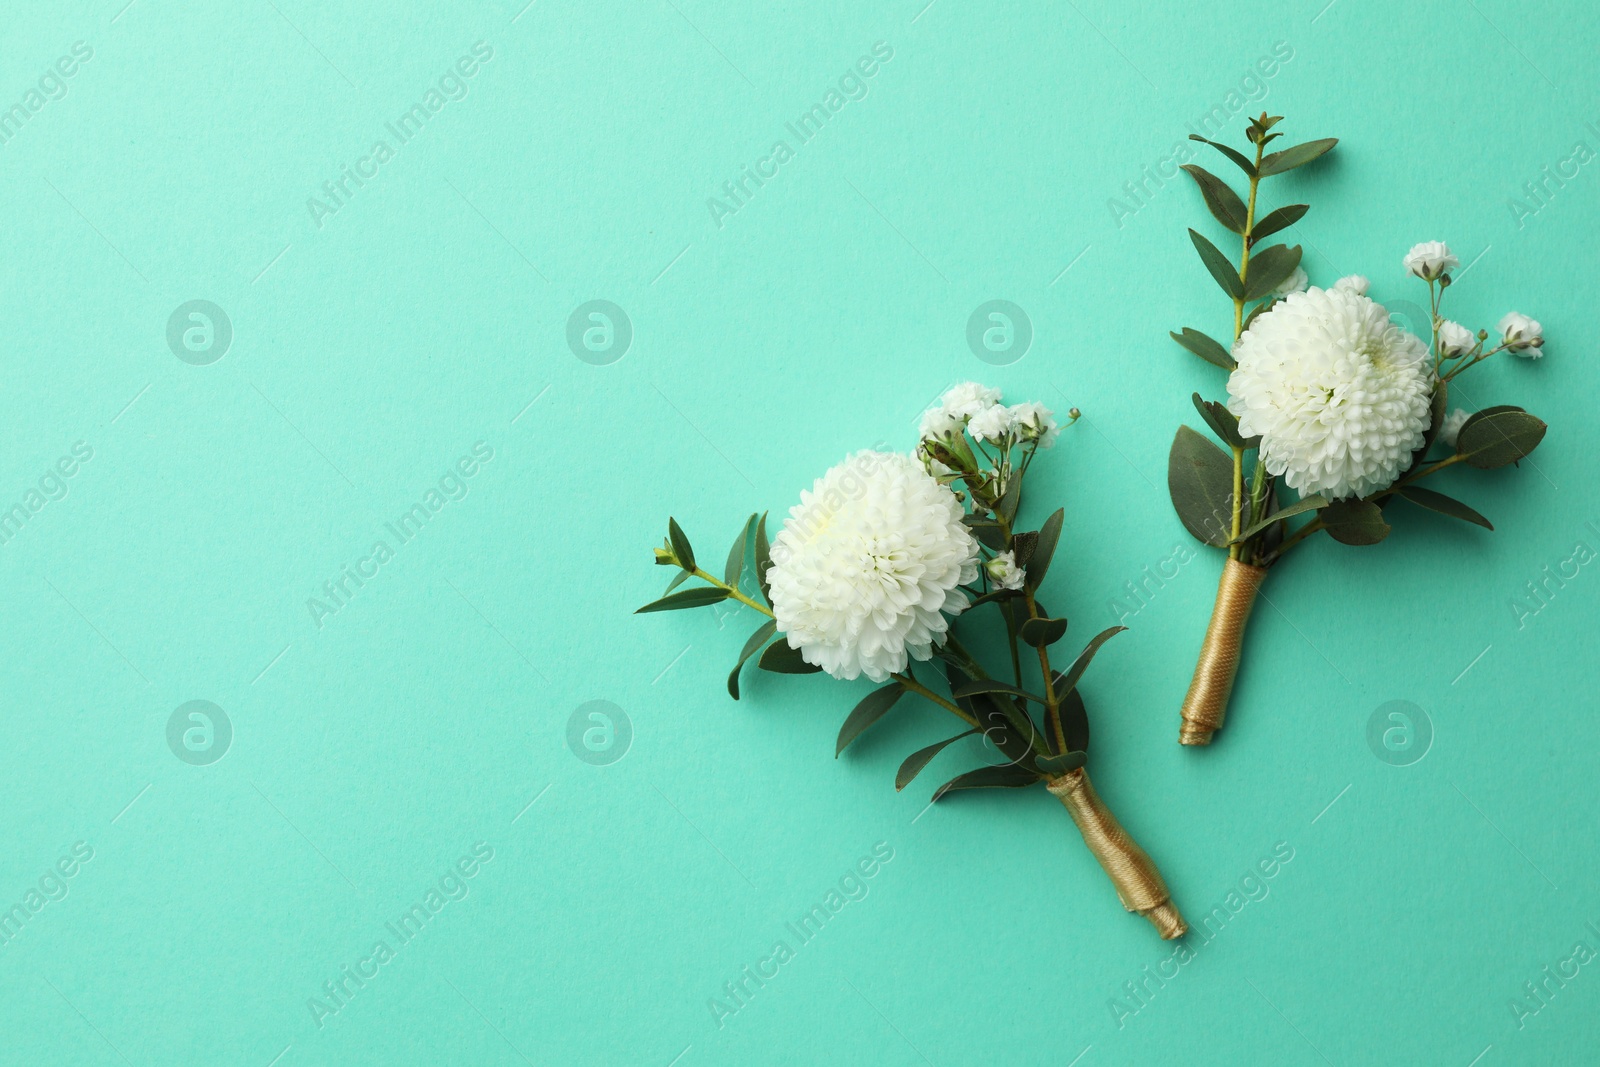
(1166, 114), (1551, 746)
(640, 386), (1189, 939)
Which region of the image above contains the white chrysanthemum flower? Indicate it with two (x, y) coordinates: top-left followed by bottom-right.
(1227, 286), (1434, 500)
(768, 451), (980, 682)
(1403, 241), (1458, 281)
(1009, 402), (1059, 448)
(1440, 408), (1470, 450)
(1333, 274), (1369, 296)
(1273, 266), (1309, 298)
(1499, 312), (1544, 359)
(940, 381), (1003, 420)
(985, 550), (1026, 591)
(1437, 320), (1476, 358)
(967, 404), (1014, 443)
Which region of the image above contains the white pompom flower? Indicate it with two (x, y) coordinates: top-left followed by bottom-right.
(1498, 312), (1544, 359)
(1227, 286), (1435, 500)
(1440, 408), (1470, 450)
(1438, 320), (1476, 359)
(768, 451), (980, 682)
(1403, 241), (1458, 281)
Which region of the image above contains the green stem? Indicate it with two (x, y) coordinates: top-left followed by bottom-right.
(691, 567), (773, 617)
(894, 672), (980, 730)
(1226, 137), (1267, 560)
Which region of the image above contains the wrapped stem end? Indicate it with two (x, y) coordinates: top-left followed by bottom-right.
(1179, 559), (1267, 746)
(1047, 770), (1188, 940)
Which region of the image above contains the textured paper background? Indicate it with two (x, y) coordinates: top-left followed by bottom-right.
(1, 0), (1595, 1063)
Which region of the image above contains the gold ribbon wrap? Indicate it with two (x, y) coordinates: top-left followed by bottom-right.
(1047, 769), (1187, 939)
(1178, 558), (1266, 746)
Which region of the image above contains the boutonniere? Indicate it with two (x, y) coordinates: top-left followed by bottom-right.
(641, 384), (1188, 938)
(1168, 114), (1549, 745)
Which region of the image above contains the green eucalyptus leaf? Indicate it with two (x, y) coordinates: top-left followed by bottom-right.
(1321, 498), (1391, 545)
(1399, 487), (1493, 530)
(757, 640), (822, 674)
(1243, 244), (1303, 301)
(754, 511), (774, 604)
(1181, 164), (1248, 233)
(1168, 425), (1235, 548)
(1187, 134), (1257, 177)
(1019, 616), (1069, 647)
(1458, 410), (1546, 469)
(931, 764), (1040, 802)
(1033, 751), (1087, 776)
(725, 513), (756, 586)
(1192, 392), (1247, 449)
(667, 518), (696, 574)
(997, 475), (1023, 525)
(1252, 203), (1309, 240)
(664, 569), (691, 595)
(727, 619), (778, 699)
(1233, 495), (1327, 542)
(636, 586), (730, 613)
(1259, 137), (1338, 177)
(1026, 509), (1064, 590)
(836, 683), (907, 756)
(1053, 626), (1125, 699)
(895, 730), (978, 791)
(1171, 327), (1236, 371)
(1059, 688), (1090, 754)
(1189, 229), (1244, 299)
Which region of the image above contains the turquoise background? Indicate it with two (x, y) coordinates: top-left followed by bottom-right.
(1, 0), (1596, 1063)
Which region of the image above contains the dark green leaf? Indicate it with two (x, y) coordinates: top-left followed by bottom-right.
(1458, 405), (1524, 436)
(1168, 425), (1235, 548)
(1171, 327), (1236, 370)
(757, 641), (822, 674)
(1181, 165), (1248, 233)
(724, 513), (756, 586)
(1398, 487), (1493, 530)
(969, 588), (1023, 608)
(1059, 688), (1090, 754)
(1321, 498), (1391, 545)
(1187, 134), (1256, 177)
(1189, 229), (1244, 300)
(1019, 616), (1068, 647)
(1192, 392), (1247, 448)
(664, 569), (691, 595)
(1033, 751), (1086, 776)
(1053, 626), (1125, 699)
(1243, 244), (1303, 301)
(754, 511), (773, 604)
(1234, 495), (1327, 542)
(1026, 509), (1064, 591)
(636, 586), (730, 613)
(895, 730), (977, 791)
(1457, 410), (1547, 469)
(836, 683), (907, 756)
(1259, 137), (1338, 177)
(973, 694), (1043, 765)
(1252, 204), (1309, 241)
(931, 764), (1040, 801)
(952, 679), (1049, 705)
(996, 474), (1022, 525)
(727, 620), (778, 699)
(1010, 531), (1038, 568)
(667, 518), (696, 573)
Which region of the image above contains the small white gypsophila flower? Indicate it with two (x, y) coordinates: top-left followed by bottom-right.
(967, 403), (1015, 443)
(1333, 275), (1369, 296)
(1499, 312), (1544, 359)
(1008, 402), (1060, 448)
(768, 451), (980, 682)
(1227, 286), (1435, 500)
(1403, 241), (1458, 281)
(939, 381), (1003, 420)
(1273, 266), (1310, 298)
(1440, 408), (1471, 450)
(918, 405), (962, 441)
(985, 550), (1026, 591)
(1437, 320), (1476, 359)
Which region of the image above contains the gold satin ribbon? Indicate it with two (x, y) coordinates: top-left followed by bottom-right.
(1047, 769), (1187, 939)
(1179, 558), (1266, 746)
